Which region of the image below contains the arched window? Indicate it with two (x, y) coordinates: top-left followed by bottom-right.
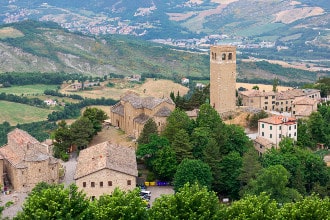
(222, 53), (226, 60)
(228, 53), (232, 60)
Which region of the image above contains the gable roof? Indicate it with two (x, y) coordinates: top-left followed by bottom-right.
(120, 92), (175, 110)
(293, 96), (319, 105)
(74, 141), (138, 180)
(0, 129), (57, 168)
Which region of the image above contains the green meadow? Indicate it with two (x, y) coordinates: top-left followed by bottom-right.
(0, 84), (58, 95)
(0, 101), (53, 125)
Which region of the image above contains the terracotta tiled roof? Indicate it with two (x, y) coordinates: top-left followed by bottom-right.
(74, 141), (138, 180)
(259, 115), (296, 125)
(0, 129), (57, 168)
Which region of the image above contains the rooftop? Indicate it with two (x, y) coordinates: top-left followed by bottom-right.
(259, 115), (296, 125)
(74, 141), (138, 180)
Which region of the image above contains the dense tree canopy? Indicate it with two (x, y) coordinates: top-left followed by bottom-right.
(15, 183), (89, 220)
(173, 159), (213, 191)
(150, 183), (220, 220)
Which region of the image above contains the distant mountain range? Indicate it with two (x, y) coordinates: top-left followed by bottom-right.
(0, 0), (329, 62)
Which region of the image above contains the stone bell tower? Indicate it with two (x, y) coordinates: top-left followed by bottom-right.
(210, 45), (236, 114)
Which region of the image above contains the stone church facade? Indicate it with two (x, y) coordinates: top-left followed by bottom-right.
(110, 92), (176, 138)
(0, 129), (59, 192)
(210, 45), (237, 114)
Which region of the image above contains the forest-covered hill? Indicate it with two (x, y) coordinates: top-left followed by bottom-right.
(0, 21), (328, 86)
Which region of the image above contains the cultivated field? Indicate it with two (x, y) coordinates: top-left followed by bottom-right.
(236, 83), (292, 92)
(0, 101), (53, 125)
(61, 79), (189, 100)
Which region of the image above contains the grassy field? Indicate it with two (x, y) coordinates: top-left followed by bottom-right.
(0, 27), (24, 39)
(0, 101), (53, 125)
(0, 85), (58, 95)
(61, 79), (189, 100)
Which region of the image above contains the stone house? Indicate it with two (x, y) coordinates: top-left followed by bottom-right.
(74, 141), (138, 199)
(0, 129), (59, 192)
(291, 96), (319, 119)
(239, 89), (320, 113)
(110, 92), (175, 138)
(254, 115), (297, 154)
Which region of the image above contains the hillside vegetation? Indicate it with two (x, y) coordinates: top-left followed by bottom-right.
(0, 21), (327, 85)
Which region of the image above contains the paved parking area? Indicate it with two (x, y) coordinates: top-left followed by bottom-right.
(147, 186), (174, 206)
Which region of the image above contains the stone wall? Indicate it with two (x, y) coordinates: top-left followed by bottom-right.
(76, 169), (136, 198)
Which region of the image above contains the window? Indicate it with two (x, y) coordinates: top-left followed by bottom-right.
(39, 169), (41, 172)
(228, 53), (232, 60)
(270, 134), (272, 138)
(272, 101), (275, 104)
(91, 182), (95, 187)
(289, 126), (291, 130)
(279, 126), (281, 130)
(294, 125), (296, 129)
(272, 96), (275, 99)
(262, 132), (264, 137)
(83, 182), (86, 188)
(127, 180), (131, 186)
(100, 182), (103, 187)
(158, 122), (161, 126)
(270, 125), (272, 130)
(294, 132), (296, 136)
(289, 134), (291, 137)
(222, 53), (226, 60)
(108, 181), (112, 186)
(279, 134), (282, 138)
(262, 124), (264, 128)
(264, 102), (268, 104)
(265, 96), (268, 99)
(91, 196), (95, 201)
(286, 101), (288, 104)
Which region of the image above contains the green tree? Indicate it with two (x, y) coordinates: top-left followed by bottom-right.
(296, 118), (314, 148)
(162, 109), (193, 144)
(218, 151), (243, 199)
(245, 165), (302, 203)
(173, 159), (213, 192)
(191, 127), (212, 160)
(82, 107), (108, 135)
(137, 118), (158, 145)
(15, 184), (89, 220)
(152, 145), (177, 181)
(222, 124), (251, 156)
(308, 111), (326, 145)
(196, 103), (223, 131)
(53, 120), (72, 159)
(278, 194), (330, 219)
(70, 117), (94, 150)
(238, 148), (263, 196)
(87, 188), (148, 220)
(149, 183), (220, 220)
(171, 129), (193, 163)
(137, 134), (170, 170)
(221, 193), (278, 219)
(272, 77), (279, 92)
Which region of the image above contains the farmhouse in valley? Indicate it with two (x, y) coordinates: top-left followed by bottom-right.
(110, 91), (175, 138)
(254, 115), (297, 155)
(74, 141), (138, 199)
(0, 129), (59, 192)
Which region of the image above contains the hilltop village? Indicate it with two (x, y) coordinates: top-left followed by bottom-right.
(0, 45), (329, 219)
